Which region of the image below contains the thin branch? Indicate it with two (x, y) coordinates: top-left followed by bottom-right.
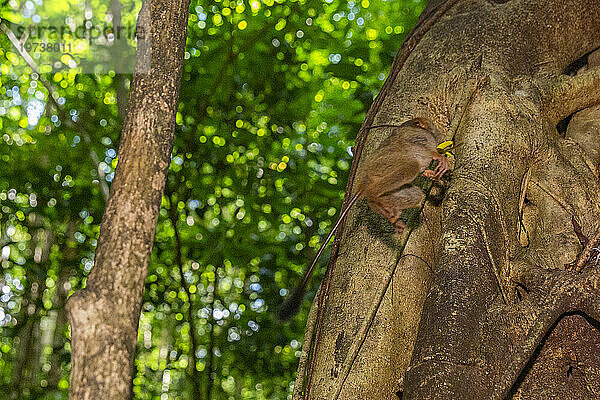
(1, 21), (110, 201)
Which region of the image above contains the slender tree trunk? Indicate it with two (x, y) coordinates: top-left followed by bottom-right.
(206, 264), (220, 400)
(48, 280), (68, 389)
(295, 1), (600, 399)
(12, 311), (35, 397)
(66, 0), (191, 398)
(168, 195), (203, 400)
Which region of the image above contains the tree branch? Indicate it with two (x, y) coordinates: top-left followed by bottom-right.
(543, 66), (600, 123)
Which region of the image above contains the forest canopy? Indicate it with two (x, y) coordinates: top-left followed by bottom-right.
(0, 0), (422, 398)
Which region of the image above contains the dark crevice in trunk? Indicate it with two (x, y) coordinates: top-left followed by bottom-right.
(556, 114), (573, 136)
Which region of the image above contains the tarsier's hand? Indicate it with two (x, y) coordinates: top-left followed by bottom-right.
(423, 154), (448, 181)
(433, 154), (448, 179)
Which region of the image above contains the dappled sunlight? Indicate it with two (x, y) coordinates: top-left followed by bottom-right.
(0, 0), (423, 397)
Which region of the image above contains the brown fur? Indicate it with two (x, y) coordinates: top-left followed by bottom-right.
(356, 117), (447, 233)
(278, 117), (448, 319)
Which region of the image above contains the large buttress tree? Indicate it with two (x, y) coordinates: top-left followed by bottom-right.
(66, 0), (191, 398)
(294, 0), (600, 399)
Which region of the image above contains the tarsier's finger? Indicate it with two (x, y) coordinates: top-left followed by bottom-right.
(423, 170), (436, 178)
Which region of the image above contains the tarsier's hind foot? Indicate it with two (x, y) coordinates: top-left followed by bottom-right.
(388, 209), (407, 234)
(393, 220), (407, 236)
(368, 185), (425, 233)
(368, 198), (404, 230)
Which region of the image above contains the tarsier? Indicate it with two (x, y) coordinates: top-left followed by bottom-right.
(278, 117), (449, 319)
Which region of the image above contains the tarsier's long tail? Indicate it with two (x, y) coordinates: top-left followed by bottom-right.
(277, 192), (362, 320)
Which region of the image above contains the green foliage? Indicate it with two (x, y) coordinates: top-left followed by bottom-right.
(0, 0), (422, 398)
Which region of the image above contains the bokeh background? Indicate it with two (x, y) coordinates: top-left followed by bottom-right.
(0, 0), (423, 398)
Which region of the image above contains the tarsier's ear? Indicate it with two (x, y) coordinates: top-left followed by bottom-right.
(409, 117), (429, 130)
(401, 118), (421, 129)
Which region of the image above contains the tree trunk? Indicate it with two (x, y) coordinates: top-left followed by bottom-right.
(294, 1), (600, 399)
(66, 0), (191, 398)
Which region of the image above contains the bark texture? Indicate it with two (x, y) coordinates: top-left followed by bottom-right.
(66, 0), (191, 398)
(294, 1), (600, 399)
